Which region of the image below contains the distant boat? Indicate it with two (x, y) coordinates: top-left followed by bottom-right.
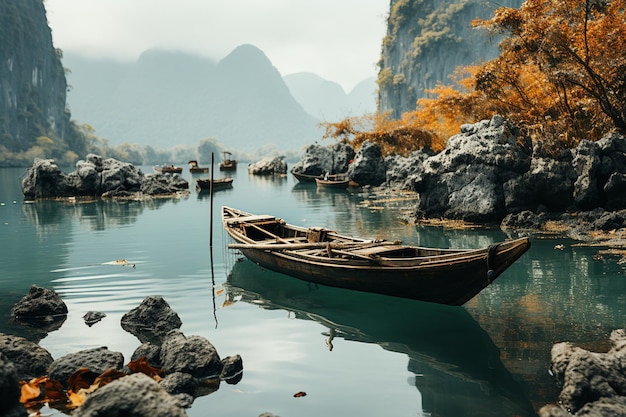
(153, 164), (183, 174)
(315, 173), (350, 189)
(219, 152), (238, 171)
(196, 177), (234, 192)
(222, 206), (531, 306)
(188, 160), (209, 173)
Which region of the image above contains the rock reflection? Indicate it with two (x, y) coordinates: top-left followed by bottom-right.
(22, 197), (184, 231)
(225, 258), (536, 417)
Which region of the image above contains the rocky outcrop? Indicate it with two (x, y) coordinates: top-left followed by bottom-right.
(0, 0), (85, 162)
(290, 142), (355, 176)
(378, 0), (524, 118)
(21, 155), (189, 199)
(347, 141), (387, 186)
(1, 290), (242, 415)
(248, 156), (288, 175)
(380, 115), (626, 223)
(539, 329), (626, 416)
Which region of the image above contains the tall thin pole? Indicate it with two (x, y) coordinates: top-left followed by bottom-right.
(209, 151), (218, 327)
(209, 152), (214, 248)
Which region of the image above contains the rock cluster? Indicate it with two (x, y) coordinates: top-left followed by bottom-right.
(290, 142), (355, 176)
(21, 154), (189, 199)
(0, 292), (242, 417)
(539, 329), (626, 416)
(379, 115), (626, 223)
(248, 156), (288, 175)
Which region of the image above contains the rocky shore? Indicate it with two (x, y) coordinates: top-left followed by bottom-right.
(15, 115), (626, 415)
(1, 286), (242, 417)
(21, 154), (190, 200)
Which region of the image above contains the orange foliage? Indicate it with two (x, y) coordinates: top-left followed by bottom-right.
(19, 357), (164, 413)
(328, 0), (625, 156)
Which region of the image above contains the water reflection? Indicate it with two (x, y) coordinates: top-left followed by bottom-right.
(22, 197), (185, 231)
(225, 258), (536, 417)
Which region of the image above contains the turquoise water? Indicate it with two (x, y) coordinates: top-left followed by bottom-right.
(1, 165), (626, 416)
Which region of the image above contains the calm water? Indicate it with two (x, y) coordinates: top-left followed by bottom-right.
(1, 165), (626, 417)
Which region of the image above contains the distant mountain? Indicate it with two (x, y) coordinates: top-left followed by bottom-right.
(283, 72), (377, 121)
(63, 45), (323, 151)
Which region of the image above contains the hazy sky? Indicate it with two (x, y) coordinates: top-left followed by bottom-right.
(45, 0), (390, 92)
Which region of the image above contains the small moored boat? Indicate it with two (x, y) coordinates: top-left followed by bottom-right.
(222, 206), (530, 306)
(154, 164), (183, 174)
(188, 160), (209, 173)
(196, 177), (234, 192)
(315, 175), (350, 189)
(219, 152), (238, 171)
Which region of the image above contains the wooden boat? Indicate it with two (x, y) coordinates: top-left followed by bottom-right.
(292, 171), (348, 183)
(153, 164), (183, 174)
(222, 206), (531, 306)
(291, 171), (321, 182)
(196, 177), (234, 192)
(188, 160), (209, 173)
(315, 175), (350, 189)
(219, 152), (238, 171)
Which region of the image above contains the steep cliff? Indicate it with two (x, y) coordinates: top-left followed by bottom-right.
(0, 0), (84, 163)
(378, 0), (523, 118)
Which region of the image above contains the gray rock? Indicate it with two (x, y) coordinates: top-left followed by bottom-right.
(384, 150), (431, 190)
(121, 296), (182, 344)
(347, 140), (386, 186)
(248, 156), (288, 175)
(542, 329), (626, 415)
(0, 353), (28, 417)
(83, 311), (107, 327)
(21, 154), (188, 199)
(48, 346), (124, 389)
(412, 115), (532, 221)
(21, 158), (73, 199)
(11, 285), (68, 320)
(140, 173), (188, 195)
(0, 333), (53, 380)
(73, 373), (187, 417)
(131, 343), (162, 367)
(160, 331), (223, 379)
(291, 142), (355, 176)
(220, 354), (243, 384)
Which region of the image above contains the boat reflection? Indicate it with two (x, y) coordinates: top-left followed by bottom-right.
(225, 258), (536, 417)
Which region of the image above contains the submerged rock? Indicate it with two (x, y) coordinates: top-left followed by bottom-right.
(121, 296), (182, 344)
(11, 285), (68, 321)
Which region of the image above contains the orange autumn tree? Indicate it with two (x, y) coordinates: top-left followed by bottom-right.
(321, 112), (446, 157)
(328, 0), (626, 156)
(471, 0), (626, 149)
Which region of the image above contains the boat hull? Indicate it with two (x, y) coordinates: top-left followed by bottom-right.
(235, 238), (528, 305)
(222, 206), (530, 305)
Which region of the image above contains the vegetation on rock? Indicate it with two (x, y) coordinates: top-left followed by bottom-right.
(337, 0), (626, 157)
